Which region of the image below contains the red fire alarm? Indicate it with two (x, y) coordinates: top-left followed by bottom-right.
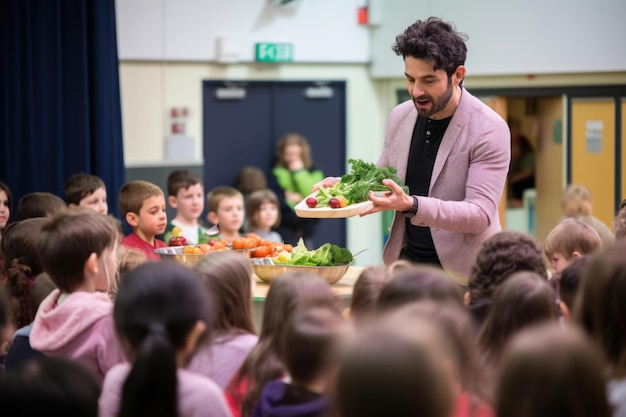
(358, 6), (368, 25)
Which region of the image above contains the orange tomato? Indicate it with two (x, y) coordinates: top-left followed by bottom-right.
(243, 238), (257, 249)
(283, 244), (293, 253)
(253, 246), (271, 258)
(213, 241), (227, 250)
(260, 239), (272, 247)
(232, 237), (245, 250)
(247, 233), (263, 246)
(198, 244), (212, 254)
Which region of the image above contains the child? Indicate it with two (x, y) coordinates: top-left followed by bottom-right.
(119, 180), (167, 260)
(29, 208), (126, 384)
(0, 181), (12, 241)
(99, 261), (231, 417)
(0, 356), (101, 416)
(16, 192), (66, 220)
(63, 172), (109, 215)
(467, 231), (548, 327)
(206, 186), (245, 243)
(252, 304), (351, 417)
(614, 199), (626, 241)
(573, 240), (626, 416)
(561, 183), (614, 247)
(496, 323), (610, 417)
(246, 189), (282, 242)
(478, 271), (558, 400)
(188, 251), (259, 389)
(556, 255), (587, 323)
(543, 217), (602, 275)
(346, 265), (391, 325)
(336, 315), (452, 417)
(107, 247), (148, 302)
(163, 169), (209, 245)
(226, 272), (338, 417)
(0, 218), (47, 330)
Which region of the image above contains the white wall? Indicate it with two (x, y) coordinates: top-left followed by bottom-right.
(369, 0), (626, 77)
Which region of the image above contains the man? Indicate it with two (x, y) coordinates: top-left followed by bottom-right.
(361, 17), (510, 284)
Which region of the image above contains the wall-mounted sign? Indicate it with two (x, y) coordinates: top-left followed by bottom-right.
(255, 43), (293, 63)
(585, 120), (603, 154)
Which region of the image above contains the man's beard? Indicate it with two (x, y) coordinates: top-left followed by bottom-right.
(413, 78), (454, 119)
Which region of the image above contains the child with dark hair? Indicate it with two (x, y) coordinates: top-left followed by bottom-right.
(556, 255), (587, 323)
(4, 273), (57, 372)
(0, 356), (101, 416)
(226, 272), (338, 417)
(99, 261), (230, 417)
(16, 192), (66, 220)
(63, 172), (108, 215)
(346, 265), (391, 325)
(478, 271), (558, 400)
(246, 189), (282, 242)
(496, 323), (611, 417)
(614, 200), (626, 241)
(163, 169), (208, 245)
(467, 231), (548, 326)
(543, 217), (602, 275)
(30, 208), (125, 384)
(573, 239), (626, 416)
(0, 181), (12, 242)
(188, 251), (259, 389)
(252, 304), (350, 417)
(377, 265), (464, 313)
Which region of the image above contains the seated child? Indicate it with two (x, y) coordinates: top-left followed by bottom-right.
(63, 172), (108, 215)
(246, 189), (282, 242)
(251, 303), (351, 417)
(119, 180), (167, 260)
(99, 261), (231, 417)
(0, 181), (13, 242)
(16, 192), (66, 220)
(163, 169), (209, 245)
(556, 256), (587, 323)
(206, 186), (245, 243)
(346, 265), (391, 325)
(543, 217), (602, 275)
(29, 208), (126, 384)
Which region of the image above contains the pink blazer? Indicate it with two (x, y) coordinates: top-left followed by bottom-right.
(379, 89), (511, 284)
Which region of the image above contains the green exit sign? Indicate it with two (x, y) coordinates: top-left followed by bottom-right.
(255, 43), (293, 63)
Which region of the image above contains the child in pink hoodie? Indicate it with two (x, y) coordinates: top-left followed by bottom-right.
(30, 208), (126, 385)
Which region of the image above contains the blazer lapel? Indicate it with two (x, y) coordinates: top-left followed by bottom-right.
(395, 109), (417, 182)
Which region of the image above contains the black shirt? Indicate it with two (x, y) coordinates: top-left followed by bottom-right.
(401, 115), (452, 266)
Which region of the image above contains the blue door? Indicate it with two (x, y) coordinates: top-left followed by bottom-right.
(202, 80), (347, 248)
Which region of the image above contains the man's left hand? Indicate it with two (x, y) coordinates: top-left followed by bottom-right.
(359, 179), (414, 216)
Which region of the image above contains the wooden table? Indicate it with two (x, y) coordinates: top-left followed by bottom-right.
(251, 266), (365, 328)
(252, 265), (365, 301)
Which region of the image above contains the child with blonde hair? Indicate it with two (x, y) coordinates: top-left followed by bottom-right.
(119, 180), (167, 260)
(561, 183), (614, 246)
(206, 186), (245, 242)
(543, 217), (602, 275)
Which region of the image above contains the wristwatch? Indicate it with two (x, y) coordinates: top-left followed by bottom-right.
(404, 195), (418, 216)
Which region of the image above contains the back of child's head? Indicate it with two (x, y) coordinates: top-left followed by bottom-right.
(245, 189), (281, 230)
(235, 166), (268, 194)
(0, 356), (100, 417)
(561, 183), (593, 216)
(282, 303), (349, 386)
(230, 271), (337, 417)
(573, 239), (626, 376)
(108, 247), (148, 302)
(377, 265), (463, 313)
(166, 169), (202, 197)
(469, 231), (547, 303)
(16, 192), (66, 220)
(615, 202), (626, 241)
(63, 173), (106, 205)
(114, 261), (211, 417)
(543, 217), (602, 259)
(39, 208), (118, 293)
(349, 265), (391, 324)
(206, 186), (243, 213)
(118, 180), (163, 217)
(193, 250), (256, 335)
(558, 255), (587, 311)
(496, 323), (610, 417)
(391, 299), (485, 401)
(30, 272), (57, 316)
(336, 315), (452, 417)
(0, 218), (47, 328)
(479, 272), (558, 367)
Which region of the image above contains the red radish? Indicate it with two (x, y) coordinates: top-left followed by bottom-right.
(306, 197), (318, 208)
(329, 198), (340, 209)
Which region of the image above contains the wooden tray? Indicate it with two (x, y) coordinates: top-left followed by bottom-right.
(294, 192), (374, 218)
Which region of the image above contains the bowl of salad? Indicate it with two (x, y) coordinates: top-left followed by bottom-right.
(251, 239), (353, 285)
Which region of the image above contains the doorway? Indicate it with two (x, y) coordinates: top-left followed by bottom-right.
(202, 80), (347, 247)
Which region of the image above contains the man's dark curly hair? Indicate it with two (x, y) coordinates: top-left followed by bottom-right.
(468, 231), (548, 302)
(392, 16), (468, 78)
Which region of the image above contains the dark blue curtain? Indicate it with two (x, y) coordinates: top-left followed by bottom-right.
(0, 0), (125, 218)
